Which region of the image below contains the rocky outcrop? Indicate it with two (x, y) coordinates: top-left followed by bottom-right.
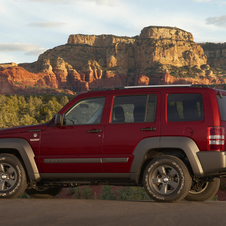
(140, 26), (194, 41)
(201, 42), (226, 70)
(0, 66), (75, 95)
(0, 62), (18, 68)
(1, 26), (226, 95)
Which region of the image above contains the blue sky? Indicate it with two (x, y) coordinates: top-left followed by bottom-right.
(1, 0), (226, 64)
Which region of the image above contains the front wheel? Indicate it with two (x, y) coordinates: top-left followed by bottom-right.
(143, 155), (192, 203)
(184, 178), (220, 201)
(0, 154), (27, 198)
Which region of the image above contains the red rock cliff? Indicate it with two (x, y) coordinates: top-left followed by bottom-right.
(1, 26), (225, 95)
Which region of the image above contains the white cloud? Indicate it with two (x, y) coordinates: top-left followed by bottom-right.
(24, 0), (72, 3)
(22, 0), (117, 5)
(0, 43), (46, 63)
(206, 15), (226, 27)
(0, 43), (46, 54)
(192, 0), (211, 2)
(95, 0), (117, 5)
(27, 22), (67, 28)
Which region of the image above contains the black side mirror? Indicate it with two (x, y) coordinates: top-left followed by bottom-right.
(55, 114), (63, 126)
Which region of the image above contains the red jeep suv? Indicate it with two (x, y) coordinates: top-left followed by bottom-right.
(0, 84), (226, 202)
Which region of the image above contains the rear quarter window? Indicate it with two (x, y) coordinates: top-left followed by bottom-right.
(217, 95), (226, 121)
(167, 94), (204, 122)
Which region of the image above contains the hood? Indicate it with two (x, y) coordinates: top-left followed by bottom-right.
(0, 123), (48, 136)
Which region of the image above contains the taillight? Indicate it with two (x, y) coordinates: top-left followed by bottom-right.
(208, 127), (225, 151)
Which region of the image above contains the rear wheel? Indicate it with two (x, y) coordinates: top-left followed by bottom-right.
(0, 154), (27, 198)
(26, 187), (62, 199)
(143, 155), (192, 203)
(184, 178), (220, 201)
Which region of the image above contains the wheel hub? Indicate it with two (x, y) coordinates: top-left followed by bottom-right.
(0, 163), (17, 192)
(163, 176), (170, 183)
(151, 165), (180, 195)
(1, 173), (8, 180)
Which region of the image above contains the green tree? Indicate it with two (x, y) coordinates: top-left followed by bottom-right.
(60, 96), (69, 107)
(0, 94), (74, 129)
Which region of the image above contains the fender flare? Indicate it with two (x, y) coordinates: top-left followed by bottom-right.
(0, 138), (41, 182)
(130, 137), (204, 183)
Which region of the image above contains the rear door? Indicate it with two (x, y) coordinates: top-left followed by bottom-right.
(161, 91), (207, 150)
(103, 92), (161, 173)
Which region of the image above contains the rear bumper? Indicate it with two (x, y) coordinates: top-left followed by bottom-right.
(197, 151), (226, 175)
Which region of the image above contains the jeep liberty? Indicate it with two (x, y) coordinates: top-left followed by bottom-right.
(0, 84), (226, 202)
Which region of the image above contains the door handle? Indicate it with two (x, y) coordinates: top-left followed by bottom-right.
(86, 129), (102, 133)
(140, 127), (156, 131)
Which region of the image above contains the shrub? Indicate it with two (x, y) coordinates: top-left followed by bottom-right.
(100, 186), (117, 200)
(116, 187), (151, 201)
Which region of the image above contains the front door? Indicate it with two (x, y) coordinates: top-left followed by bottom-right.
(39, 97), (105, 173)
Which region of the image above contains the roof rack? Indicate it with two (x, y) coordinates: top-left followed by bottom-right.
(124, 84), (192, 89)
(124, 84), (209, 89)
(89, 84), (210, 92)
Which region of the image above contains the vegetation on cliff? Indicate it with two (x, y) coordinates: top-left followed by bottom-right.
(201, 42), (226, 51)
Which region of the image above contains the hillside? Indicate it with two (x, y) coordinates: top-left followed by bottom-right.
(1, 26), (226, 95)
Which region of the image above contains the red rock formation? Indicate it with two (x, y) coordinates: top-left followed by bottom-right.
(0, 66), (75, 95)
(1, 26), (226, 95)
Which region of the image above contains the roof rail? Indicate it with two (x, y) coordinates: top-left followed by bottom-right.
(124, 84), (211, 89)
(124, 84), (192, 89)
(89, 84), (210, 92)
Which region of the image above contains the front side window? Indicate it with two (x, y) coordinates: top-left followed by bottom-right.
(111, 94), (157, 123)
(63, 97), (105, 125)
(167, 94), (204, 122)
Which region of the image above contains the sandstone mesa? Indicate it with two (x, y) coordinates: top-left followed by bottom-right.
(1, 26), (226, 95)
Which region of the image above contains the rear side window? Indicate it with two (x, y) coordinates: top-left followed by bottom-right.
(111, 94), (157, 123)
(167, 94), (204, 122)
(217, 95), (226, 121)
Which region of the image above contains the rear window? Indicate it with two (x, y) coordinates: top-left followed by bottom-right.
(217, 95), (226, 121)
(167, 94), (204, 122)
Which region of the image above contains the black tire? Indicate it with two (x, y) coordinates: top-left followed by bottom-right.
(143, 155), (192, 203)
(26, 187), (62, 199)
(0, 154), (27, 199)
(184, 178), (220, 201)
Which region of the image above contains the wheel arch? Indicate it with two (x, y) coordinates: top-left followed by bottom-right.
(130, 137), (204, 184)
(0, 138), (41, 182)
